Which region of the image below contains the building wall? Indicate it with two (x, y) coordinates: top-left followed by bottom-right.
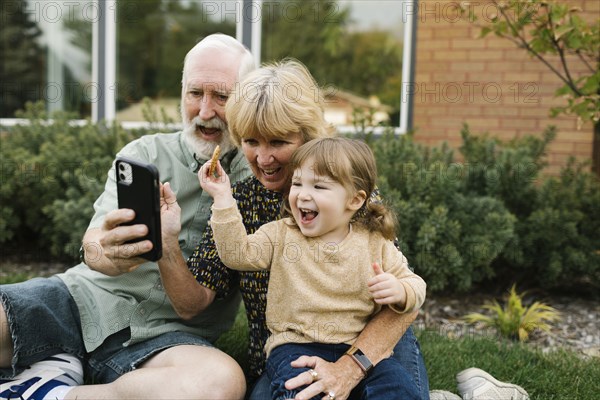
(412, 0), (598, 175)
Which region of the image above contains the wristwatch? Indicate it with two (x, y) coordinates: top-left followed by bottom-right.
(345, 346), (373, 374)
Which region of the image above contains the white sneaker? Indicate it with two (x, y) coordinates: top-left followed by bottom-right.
(456, 368), (529, 400)
(430, 390), (462, 400)
(0, 353), (83, 400)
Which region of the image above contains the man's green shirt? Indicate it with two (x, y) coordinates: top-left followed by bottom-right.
(59, 132), (251, 352)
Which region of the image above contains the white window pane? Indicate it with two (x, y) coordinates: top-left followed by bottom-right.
(1, 0), (93, 118)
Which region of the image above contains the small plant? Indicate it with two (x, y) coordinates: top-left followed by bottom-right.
(463, 285), (560, 341)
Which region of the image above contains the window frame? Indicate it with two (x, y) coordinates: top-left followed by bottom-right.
(1, 0), (417, 135)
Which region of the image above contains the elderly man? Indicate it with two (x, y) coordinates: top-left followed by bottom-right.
(0, 34), (255, 400)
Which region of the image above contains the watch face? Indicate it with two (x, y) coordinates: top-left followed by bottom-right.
(355, 352), (373, 370)
(347, 346), (373, 372)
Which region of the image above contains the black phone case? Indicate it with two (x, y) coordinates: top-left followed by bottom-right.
(115, 157), (162, 261)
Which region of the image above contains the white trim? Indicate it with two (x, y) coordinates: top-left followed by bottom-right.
(236, 1), (243, 43)
(119, 121), (181, 130)
(336, 125), (404, 136)
(91, 1), (99, 123)
(399, 0), (417, 134)
(0, 118), (88, 127)
(251, 0), (262, 67)
(236, 0), (262, 66)
(0, 118), (178, 131)
(104, 0), (117, 122)
(91, 0), (117, 123)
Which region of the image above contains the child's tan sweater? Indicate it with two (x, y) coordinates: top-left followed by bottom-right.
(210, 205), (426, 356)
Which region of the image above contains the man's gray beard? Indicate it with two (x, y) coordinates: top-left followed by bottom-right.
(182, 116), (236, 160)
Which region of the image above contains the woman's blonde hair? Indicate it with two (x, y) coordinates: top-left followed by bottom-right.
(282, 137), (398, 241)
(225, 59), (335, 146)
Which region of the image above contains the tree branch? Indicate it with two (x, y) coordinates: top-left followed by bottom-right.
(547, 8), (584, 96)
(496, 3), (579, 94)
(575, 50), (596, 74)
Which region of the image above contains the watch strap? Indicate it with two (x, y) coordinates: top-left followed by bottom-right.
(345, 345), (373, 374)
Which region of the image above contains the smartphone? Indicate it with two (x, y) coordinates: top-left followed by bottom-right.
(115, 157), (162, 261)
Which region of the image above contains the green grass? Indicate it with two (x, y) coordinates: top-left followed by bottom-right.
(417, 328), (600, 400)
(0, 272), (36, 285)
(215, 305), (250, 372)
(217, 307), (600, 399)
(4, 274), (597, 399)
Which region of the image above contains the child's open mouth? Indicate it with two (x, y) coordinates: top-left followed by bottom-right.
(300, 208), (318, 222)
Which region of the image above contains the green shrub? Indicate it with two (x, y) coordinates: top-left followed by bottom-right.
(370, 125), (599, 293)
(371, 131), (516, 292)
(2, 107), (598, 293)
(42, 174), (107, 258)
(0, 102), (143, 259)
(518, 160), (600, 288)
(458, 124), (600, 290)
(459, 124), (553, 218)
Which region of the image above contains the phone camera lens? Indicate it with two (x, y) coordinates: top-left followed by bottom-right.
(119, 163), (125, 171)
(119, 173), (125, 181)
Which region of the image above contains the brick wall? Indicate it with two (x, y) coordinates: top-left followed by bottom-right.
(412, 0), (598, 175)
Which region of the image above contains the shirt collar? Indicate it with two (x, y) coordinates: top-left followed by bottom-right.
(179, 132), (198, 172)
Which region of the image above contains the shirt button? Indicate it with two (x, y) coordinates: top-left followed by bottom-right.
(190, 162), (197, 170)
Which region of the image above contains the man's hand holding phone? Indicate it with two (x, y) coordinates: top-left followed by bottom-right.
(83, 183), (180, 276)
(83, 157), (164, 275)
(82, 208), (156, 275)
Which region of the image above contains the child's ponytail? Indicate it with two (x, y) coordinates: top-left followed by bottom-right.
(355, 199), (398, 241)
